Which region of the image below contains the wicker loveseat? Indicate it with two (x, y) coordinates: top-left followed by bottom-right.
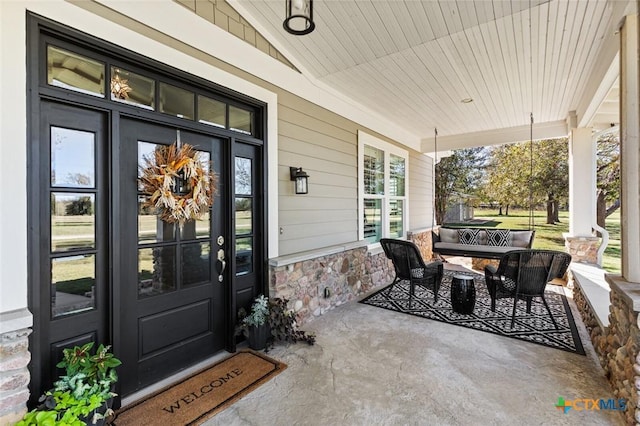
(431, 227), (535, 259)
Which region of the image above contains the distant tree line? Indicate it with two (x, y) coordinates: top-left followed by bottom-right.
(435, 134), (620, 227)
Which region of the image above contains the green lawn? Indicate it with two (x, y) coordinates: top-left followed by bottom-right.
(469, 208), (621, 274)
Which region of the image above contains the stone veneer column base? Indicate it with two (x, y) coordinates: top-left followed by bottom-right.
(564, 234), (600, 264)
(406, 228), (435, 261)
(0, 325), (32, 425)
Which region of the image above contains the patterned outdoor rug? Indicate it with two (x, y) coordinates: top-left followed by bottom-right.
(360, 269), (585, 355)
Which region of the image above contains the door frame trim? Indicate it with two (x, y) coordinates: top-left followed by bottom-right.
(26, 13), (272, 401)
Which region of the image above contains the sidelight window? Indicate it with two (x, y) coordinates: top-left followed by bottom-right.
(49, 126), (99, 318)
(235, 157), (254, 275)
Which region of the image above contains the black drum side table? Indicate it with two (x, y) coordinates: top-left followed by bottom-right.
(451, 275), (476, 314)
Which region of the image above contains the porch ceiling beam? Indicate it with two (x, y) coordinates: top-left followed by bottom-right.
(420, 119), (568, 153)
(577, 54), (620, 128)
(575, 0), (633, 128)
(591, 112), (622, 125)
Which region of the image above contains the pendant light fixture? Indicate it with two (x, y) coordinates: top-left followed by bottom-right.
(284, 0), (315, 35)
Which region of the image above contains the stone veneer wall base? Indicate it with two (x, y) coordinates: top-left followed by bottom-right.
(270, 246), (394, 325)
(573, 273), (640, 425)
(270, 229), (435, 326)
(0, 327), (32, 425)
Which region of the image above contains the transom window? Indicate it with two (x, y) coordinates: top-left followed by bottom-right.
(46, 44), (256, 136)
(358, 131), (408, 244)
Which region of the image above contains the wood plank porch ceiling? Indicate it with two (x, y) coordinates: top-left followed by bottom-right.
(234, 0), (630, 151)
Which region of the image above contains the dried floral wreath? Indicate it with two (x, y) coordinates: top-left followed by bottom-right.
(139, 142), (217, 224)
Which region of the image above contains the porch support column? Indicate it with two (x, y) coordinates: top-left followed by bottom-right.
(565, 112), (598, 263)
(619, 13), (640, 283)
(600, 14), (640, 425)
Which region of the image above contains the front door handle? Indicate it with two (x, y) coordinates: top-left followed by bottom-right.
(216, 249), (226, 282)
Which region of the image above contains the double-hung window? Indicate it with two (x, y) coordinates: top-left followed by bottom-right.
(358, 131), (408, 244)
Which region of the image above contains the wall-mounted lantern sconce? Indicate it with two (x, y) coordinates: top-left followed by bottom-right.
(283, 0), (315, 35)
(290, 167), (309, 194)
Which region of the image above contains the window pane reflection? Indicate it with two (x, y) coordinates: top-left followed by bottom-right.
(159, 83), (194, 119)
(183, 242), (210, 286)
(51, 193), (95, 252)
(138, 197), (175, 243)
(51, 255), (96, 318)
(364, 145), (384, 195)
(138, 247), (176, 298)
(51, 127), (95, 188)
(229, 106), (253, 135)
(235, 198), (252, 235)
(236, 237), (253, 276)
(198, 95), (226, 128)
(138, 141), (161, 189)
(390, 154), (405, 197)
(110, 67), (155, 109)
(47, 46), (105, 97)
(389, 200), (404, 238)
(363, 198), (382, 243)
(179, 212), (210, 240)
(199, 151), (211, 170)
(235, 157), (251, 195)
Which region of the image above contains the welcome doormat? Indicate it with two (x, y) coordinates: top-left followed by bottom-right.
(360, 270), (585, 355)
(112, 350), (286, 425)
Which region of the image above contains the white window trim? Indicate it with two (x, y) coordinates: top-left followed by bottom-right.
(358, 131), (409, 246)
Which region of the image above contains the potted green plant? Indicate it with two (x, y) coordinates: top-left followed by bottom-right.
(237, 294), (271, 350)
(17, 342), (121, 426)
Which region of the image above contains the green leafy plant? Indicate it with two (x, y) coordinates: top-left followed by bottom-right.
(266, 297), (316, 350)
(235, 295), (316, 350)
(17, 342), (121, 426)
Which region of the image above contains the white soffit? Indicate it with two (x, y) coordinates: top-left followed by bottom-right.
(233, 0), (632, 152)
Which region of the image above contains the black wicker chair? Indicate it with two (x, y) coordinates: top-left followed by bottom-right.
(380, 238), (443, 302)
(484, 249), (572, 329)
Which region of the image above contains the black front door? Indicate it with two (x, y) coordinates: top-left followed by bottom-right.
(117, 119), (227, 396)
(29, 18), (269, 402)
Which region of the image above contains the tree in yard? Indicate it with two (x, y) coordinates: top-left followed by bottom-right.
(532, 138), (569, 224)
(65, 196), (93, 216)
(596, 131), (620, 228)
(482, 144), (527, 215)
(483, 138), (568, 224)
(434, 147), (486, 224)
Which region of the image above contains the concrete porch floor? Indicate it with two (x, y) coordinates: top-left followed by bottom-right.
(204, 262), (623, 426)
